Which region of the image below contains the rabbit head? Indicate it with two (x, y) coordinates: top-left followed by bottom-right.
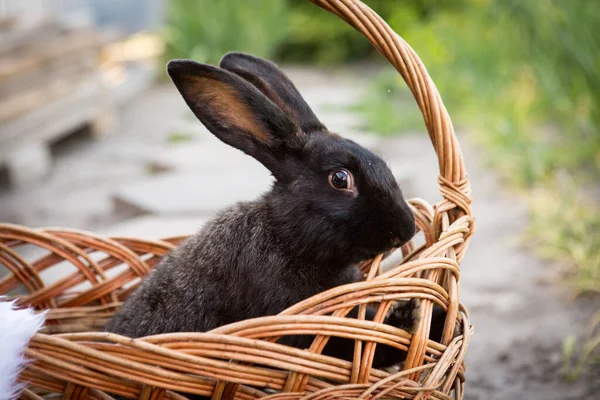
(167, 53), (415, 267)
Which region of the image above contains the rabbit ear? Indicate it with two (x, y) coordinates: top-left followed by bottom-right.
(167, 60), (303, 176)
(219, 52), (326, 134)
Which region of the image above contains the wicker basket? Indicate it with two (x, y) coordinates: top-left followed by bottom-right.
(1, 1), (474, 399)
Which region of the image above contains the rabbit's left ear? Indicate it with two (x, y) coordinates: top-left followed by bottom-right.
(167, 60), (303, 178)
(220, 52), (326, 134)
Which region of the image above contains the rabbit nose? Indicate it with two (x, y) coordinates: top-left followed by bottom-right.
(392, 209), (416, 245)
(392, 226), (415, 247)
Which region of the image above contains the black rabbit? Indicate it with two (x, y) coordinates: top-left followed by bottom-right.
(106, 53), (443, 394)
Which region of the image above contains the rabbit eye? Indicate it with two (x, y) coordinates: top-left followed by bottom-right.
(329, 169), (354, 190)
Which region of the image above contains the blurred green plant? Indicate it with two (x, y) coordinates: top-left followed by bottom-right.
(526, 184), (600, 294)
(347, 71), (423, 135)
(161, 1), (471, 66)
(162, 0), (289, 65)
(167, 131), (195, 144)
(357, 0), (600, 184)
(562, 309), (600, 382)
(278, 0), (470, 65)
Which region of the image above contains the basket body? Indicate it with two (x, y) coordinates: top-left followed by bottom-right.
(0, 1), (473, 399)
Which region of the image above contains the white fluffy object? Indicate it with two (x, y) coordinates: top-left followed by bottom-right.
(0, 298), (46, 400)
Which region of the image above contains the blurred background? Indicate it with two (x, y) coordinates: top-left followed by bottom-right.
(0, 0), (598, 398)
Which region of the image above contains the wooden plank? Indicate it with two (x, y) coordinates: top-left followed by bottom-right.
(0, 70), (92, 122)
(0, 17), (18, 32)
(0, 74), (111, 160)
(0, 48), (96, 99)
(0, 73), (113, 186)
(0, 18), (61, 54)
(0, 29), (100, 81)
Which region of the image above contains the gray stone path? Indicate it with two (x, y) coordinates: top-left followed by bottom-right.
(0, 66), (597, 399)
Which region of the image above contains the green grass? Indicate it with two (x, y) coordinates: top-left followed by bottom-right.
(167, 131), (195, 144)
(161, 0), (289, 67)
(526, 186), (600, 294)
(161, 0), (472, 66)
(563, 309), (600, 382)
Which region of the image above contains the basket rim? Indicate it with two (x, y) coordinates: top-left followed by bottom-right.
(2, 1), (474, 399)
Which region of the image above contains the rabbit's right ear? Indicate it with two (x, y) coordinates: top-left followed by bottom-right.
(167, 60), (303, 177)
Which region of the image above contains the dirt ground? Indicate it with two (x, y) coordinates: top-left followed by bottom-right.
(0, 67), (598, 399)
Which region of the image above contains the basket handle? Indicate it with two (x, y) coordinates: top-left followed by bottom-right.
(307, 0), (472, 223)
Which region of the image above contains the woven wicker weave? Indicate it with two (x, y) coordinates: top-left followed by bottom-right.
(1, 1), (474, 399)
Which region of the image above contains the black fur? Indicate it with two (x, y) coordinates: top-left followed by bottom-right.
(106, 53), (439, 398)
